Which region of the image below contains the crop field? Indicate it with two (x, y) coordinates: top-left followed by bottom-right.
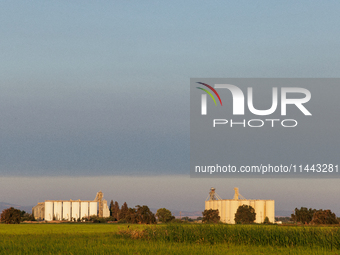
(1, 223), (340, 254)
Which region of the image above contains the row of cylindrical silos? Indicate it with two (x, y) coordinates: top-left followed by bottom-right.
(205, 199), (275, 224)
(44, 201), (98, 221)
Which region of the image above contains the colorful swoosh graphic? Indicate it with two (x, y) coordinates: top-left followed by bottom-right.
(196, 87), (217, 105)
(196, 82), (223, 106)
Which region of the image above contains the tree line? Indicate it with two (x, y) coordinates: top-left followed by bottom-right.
(109, 200), (175, 224)
(290, 207), (338, 225)
(3, 201), (337, 225)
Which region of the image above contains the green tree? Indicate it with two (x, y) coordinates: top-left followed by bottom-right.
(21, 212), (35, 222)
(311, 209), (338, 224)
(109, 200), (114, 216)
(156, 208), (175, 223)
(125, 208), (137, 223)
(202, 209), (220, 223)
(234, 205), (256, 224)
(119, 202), (128, 220)
(113, 201), (120, 220)
(109, 201), (120, 221)
(291, 207), (316, 224)
(0, 207), (21, 224)
(136, 205), (156, 224)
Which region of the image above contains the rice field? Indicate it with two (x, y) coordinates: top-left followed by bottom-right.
(0, 223), (339, 254)
(144, 224), (340, 248)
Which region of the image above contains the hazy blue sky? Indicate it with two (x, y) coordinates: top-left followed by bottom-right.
(1, 1), (340, 213)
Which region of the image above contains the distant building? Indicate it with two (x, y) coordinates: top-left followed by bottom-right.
(33, 191), (110, 221)
(205, 187), (275, 224)
(32, 202), (44, 220)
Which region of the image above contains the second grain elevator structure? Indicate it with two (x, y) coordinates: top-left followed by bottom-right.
(205, 187), (275, 224)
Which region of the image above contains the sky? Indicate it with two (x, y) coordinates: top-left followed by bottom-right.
(1, 1), (340, 214)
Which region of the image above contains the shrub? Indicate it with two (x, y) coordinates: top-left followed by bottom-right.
(171, 218), (184, 223)
(89, 216), (107, 223)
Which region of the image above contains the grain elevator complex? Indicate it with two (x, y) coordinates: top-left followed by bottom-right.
(32, 191), (110, 221)
(205, 187), (275, 224)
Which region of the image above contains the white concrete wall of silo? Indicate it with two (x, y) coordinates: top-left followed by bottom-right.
(80, 202), (89, 219)
(63, 202), (71, 221)
(250, 200), (255, 209)
(72, 202), (80, 220)
(89, 202), (97, 217)
(254, 200), (265, 223)
(217, 201), (222, 220)
(265, 200), (275, 223)
(240, 200), (250, 206)
(45, 201), (53, 221)
(230, 200), (239, 224)
(212, 200), (217, 210)
(225, 200), (231, 223)
(221, 200), (227, 223)
(54, 202), (62, 221)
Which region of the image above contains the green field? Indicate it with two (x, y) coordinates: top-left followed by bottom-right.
(1, 223), (340, 254)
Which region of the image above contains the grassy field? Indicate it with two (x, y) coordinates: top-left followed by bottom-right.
(0, 223), (340, 254)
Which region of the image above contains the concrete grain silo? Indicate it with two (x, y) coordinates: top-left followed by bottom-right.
(241, 200), (250, 206)
(44, 201), (53, 221)
(89, 202), (97, 217)
(54, 201), (62, 221)
(36, 191), (111, 221)
(32, 202), (44, 220)
(72, 201), (80, 220)
(254, 200), (265, 223)
(80, 202), (89, 219)
(205, 187), (275, 224)
(229, 200), (239, 224)
(63, 201), (71, 221)
(265, 200), (275, 223)
(225, 200), (231, 222)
